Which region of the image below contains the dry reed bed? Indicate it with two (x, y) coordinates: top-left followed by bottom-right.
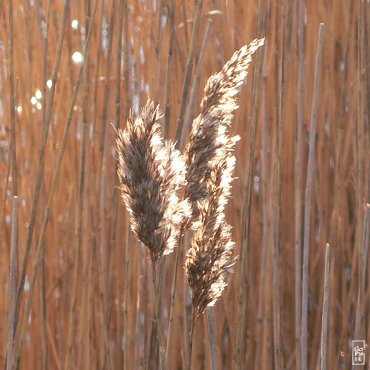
(0, 0), (369, 369)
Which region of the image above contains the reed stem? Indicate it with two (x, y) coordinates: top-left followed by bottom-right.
(6, 196), (18, 370)
(320, 243), (330, 370)
(301, 23), (325, 370)
(165, 232), (184, 369)
(187, 311), (196, 370)
(148, 263), (161, 370)
(175, 0), (204, 145)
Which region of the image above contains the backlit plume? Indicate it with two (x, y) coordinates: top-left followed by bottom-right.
(116, 99), (191, 264)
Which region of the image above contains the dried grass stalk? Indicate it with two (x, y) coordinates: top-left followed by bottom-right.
(184, 38), (265, 223)
(116, 99), (190, 264)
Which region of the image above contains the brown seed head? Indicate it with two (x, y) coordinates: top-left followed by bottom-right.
(185, 155), (237, 319)
(184, 38), (264, 224)
(116, 99), (191, 264)
(185, 38), (264, 318)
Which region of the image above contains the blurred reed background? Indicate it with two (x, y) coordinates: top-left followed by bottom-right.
(0, 0), (369, 369)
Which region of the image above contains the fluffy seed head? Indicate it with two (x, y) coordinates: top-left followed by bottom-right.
(185, 155), (237, 319)
(116, 99), (191, 264)
(185, 38), (264, 318)
(184, 38), (264, 224)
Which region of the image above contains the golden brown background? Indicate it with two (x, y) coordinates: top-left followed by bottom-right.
(0, 0), (369, 369)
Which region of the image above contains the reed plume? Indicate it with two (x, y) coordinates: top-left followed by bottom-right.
(185, 154), (237, 319)
(116, 99), (190, 264)
(184, 38), (264, 369)
(185, 37), (264, 317)
(184, 38), (265, 223)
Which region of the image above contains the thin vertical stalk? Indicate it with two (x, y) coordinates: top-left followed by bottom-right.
(360, 204), (370, 298)
(355, 204), (370, 339)
(15, 0), (70, 333)
(109, 0), (124, 366)
(8, 0), (17, 196)
(165, 232), (184, 368)
(15, 1), (99, 367)
(234, 34), (265, 370)
(354, 0), (365, 343)
(207, 310), (218, 370)
(122, 2), (131, 368)
(134, 273), (144, 369)
(364, 0), (370, 135)
(91, 0), (105, 140)
(77, 1), (92, 368)
(99, 3), (115, 327)
(148, 263), (161, 370)
(123, 0), (130, 117)
(101, 7), (118, 367)
(354, 3), (365, 329)
(209, 0), (225, 63)
(301, 23), (325, 370)
(295, 0), (305, 366)
(320, 243), (330, 370)
(40, 3), (52, 369)
(113, 0), (124, 130)
(254, 88), (270, 370)
(174, 0), (204, 145)
(153, 0), (165, 97)
(123, 229), (130, 370)
(7, 10), (18, 366)
(0, 149), (11, 249)
(234, 1), (269, 366)
(64, 4), (93, 369)
(164, 0), (176, 138)
(181, 0), (189, 47)
(6, 196), (18, 370)
(272, 0), (286, 367)
(88, 2), (109, 364)
(180, 19), (212, 151)
(187, 312), (196, 370)
(182, 233), (191, 370)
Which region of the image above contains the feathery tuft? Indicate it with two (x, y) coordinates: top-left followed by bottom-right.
(185, 155), (237, 319)
(116, 99), (191, 264)
(185, 38), (264, 318)
(184, 38), (264, 222)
